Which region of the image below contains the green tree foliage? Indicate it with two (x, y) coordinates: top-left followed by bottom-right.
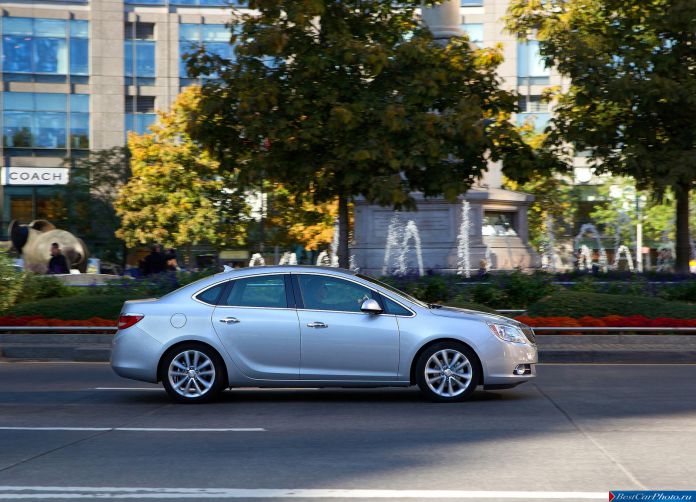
(115, 87), (249, 249)
(0, 250), (23, 311)
(63, 147), (131, 263)
(507, 0), (696, 272)
(186, 0), (545, 267)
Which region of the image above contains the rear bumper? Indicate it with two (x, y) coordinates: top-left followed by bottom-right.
(110, 327), (162, 383)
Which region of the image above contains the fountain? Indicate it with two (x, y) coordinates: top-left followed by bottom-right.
(578, 244), (593, 271)
(249, 253), (265, 267)
(541, 213), (562, 273)
(278, 252), (297, 265)
(613, 245), (635, 272)
(382, 214), (424, 276)
(456, 201), (471, 277)
(574, 224), (608, 272)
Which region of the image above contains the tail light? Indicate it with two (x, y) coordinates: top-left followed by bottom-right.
(117, 314), (144, 330)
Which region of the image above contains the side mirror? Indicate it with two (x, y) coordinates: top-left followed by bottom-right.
(361, 299), (383, 314)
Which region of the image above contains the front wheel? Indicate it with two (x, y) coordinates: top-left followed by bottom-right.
(416, 342), (480, 402)
(161, 344), (226, 403)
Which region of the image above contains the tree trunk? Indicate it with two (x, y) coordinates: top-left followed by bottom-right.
(338, 194), (350, 269)
(674, 183), (691, 274)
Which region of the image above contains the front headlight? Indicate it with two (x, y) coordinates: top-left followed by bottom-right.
(487, 323), (530, 344)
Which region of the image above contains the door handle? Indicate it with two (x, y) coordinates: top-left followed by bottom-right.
(219, 317), (240, 324)
(306, 322), (328, 329)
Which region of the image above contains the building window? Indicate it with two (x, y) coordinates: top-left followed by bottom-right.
(460, 0), (483, 6)
(1, 17), (89, 83)
(517, 95), (550, 131)
(2, 92), (89, 150)
(517, 40), (550, 85)
(179, 23), (234, 81)
(460, 23), (483, 46)
(124, 0), (248, 5)
(482, 211), (518, 237)
(125, 96), (157, 135)
(125, 22), (156, 85)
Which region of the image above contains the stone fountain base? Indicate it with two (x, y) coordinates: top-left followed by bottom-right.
(352, 189), (539, 275)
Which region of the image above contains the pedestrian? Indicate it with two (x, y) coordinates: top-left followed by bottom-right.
(164, 248), (178, 271)
(142, 245), (167, 276)
(477, 259), (488, 277)
(47, 242), (70, 274)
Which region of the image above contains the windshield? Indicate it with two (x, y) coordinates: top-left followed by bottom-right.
(356, 274), (428, 308)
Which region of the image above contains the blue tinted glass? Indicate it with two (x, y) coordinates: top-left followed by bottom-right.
(136, 114), (156, 134)
(179, 42), (196, 78)
(124, 0), (166, 4)
(206, 42), (233, 60)
(460, 0), (483, 5)
(36, 93), (67, 111)
(124, 40), (134, 76)
(70, 38), (89, 75)
(136, 41), (156, 77)
(70, 20), (89, 38)
(518, 41), (549, 77)
(201, 25), (229, 42)
(35, 112), (66, 148)
(2, 18), (33, 36)
(3, 111), (33, 147)
(34, 19), (66, 37)
(70, 112), (89, 148)
(461, 23), (483, 44)
(171, 0), (198, 4)
(200, 0), (230, 5)
(70, 94), (89, 112)
(3, 92), (34, 111)
(179, 24), (200, 41)
(3, 36), (33, 73)
(34, 38), (68, 74)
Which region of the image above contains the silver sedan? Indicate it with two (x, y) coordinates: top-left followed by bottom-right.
(111, 266), (537, 403)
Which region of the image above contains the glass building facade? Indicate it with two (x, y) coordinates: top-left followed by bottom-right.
(179, 23), (233, 80)
(2, 92), (89, 149)
(2, 17), (89, 82)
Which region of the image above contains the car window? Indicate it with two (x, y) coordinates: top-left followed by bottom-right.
(382, 296), (412, 316)
(298, 275), (375, 313)
(220, 275), (288, 308)
(195, 283), (226, 305)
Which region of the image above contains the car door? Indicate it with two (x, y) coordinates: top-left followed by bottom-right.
(293, 273), (400, 381)
(212, 274), (300, 380)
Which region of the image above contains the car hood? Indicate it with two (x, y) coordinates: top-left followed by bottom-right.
(429, 306), (522, 326)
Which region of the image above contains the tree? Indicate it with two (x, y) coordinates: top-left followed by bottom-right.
(63, 147), (131, 263)
(508, 0), (696, 273)
(187, 0), (541, 267)
(115, 87), (249, 250)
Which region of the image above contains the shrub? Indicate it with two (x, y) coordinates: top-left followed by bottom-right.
(15, 274), (79, 303)
(6, 294), (130, 321)
(0, 251), (23, 311)
(657, 281), (696, 303)
(527, 289), (696, 319)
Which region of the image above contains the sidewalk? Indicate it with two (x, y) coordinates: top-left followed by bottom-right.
(2, 333), (696, 363)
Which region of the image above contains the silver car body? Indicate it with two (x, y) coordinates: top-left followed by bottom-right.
(111, 266), (537, 390)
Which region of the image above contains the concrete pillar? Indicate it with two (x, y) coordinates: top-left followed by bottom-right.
(421, 0), (463, 41)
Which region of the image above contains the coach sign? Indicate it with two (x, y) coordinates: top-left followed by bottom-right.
(1, 167), (69, 186)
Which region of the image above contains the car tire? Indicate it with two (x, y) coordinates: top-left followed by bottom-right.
(160, 344), (226, 404)
(416, 342), (481, 402)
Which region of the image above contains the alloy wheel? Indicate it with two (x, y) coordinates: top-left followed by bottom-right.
(424, 349), (472, 398)
(167, 350), (216, 399)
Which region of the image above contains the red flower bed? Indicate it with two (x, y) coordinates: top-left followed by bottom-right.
(515, 315), (696, 328)
(0, 315), (116, 327)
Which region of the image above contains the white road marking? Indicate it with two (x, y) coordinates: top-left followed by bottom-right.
(0, 427), (264, 432)
(0, 487), (607, 499)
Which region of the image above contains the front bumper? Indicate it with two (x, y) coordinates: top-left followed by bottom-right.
(481, 339), (538, 387)
(110, 327), (162, 383)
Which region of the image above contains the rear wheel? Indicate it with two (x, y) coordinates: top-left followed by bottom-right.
(161, 344), (226, 403)
(416, 342), (480, 402)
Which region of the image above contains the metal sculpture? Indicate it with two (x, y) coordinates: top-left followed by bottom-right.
(9, 220), (88, 274)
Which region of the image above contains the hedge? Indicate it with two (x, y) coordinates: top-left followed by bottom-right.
(4, 294), (130, 321)
(527, 290), (696, 319)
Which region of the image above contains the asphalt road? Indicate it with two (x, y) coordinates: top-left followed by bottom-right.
(0, 362), (695, 501)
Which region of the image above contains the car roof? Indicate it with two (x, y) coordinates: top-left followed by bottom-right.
(216, 265), (358, 277)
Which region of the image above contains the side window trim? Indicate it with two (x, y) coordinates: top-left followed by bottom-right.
(378, 292), (416, 317)
(290, 274), (305, 309)
(283, 274), (296, 309)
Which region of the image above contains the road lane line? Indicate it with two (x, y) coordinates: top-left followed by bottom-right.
(0, 487), (607, 499)
(0, 427), (265, 432)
